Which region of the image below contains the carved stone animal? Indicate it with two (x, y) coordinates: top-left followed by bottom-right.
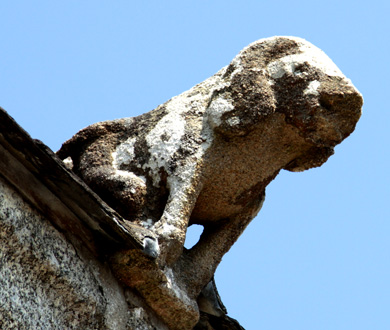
(58, 36), (362, 329)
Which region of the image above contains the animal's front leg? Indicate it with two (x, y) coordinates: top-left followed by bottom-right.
(152, 184), (200, 265)
(177, 192), (265, 298)
(151, 168), (201, 265)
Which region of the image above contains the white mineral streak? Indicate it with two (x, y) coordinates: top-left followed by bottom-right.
(207, 97), (235, 129)
(112, 137), (137, 167)
(145, 99), (187, 187)
(304, 80), (321, 95)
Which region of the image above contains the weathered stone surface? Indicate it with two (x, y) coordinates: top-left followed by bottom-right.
(0, 176), (123, 329)
(58, 36), (362, 328)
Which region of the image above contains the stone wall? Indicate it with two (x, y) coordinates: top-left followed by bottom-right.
(0, 171), (170, 330)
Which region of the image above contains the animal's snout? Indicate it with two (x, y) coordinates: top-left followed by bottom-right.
(318, 80), (362, 115)
(275, 74), (362, 148)
(315, 77), (363, 145)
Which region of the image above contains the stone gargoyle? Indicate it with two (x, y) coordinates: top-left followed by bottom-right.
(58, 36), (362, 329)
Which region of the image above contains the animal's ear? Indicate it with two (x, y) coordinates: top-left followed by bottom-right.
(207, 72), (276, 138)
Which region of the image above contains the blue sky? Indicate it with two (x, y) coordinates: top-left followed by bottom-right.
(1, 1), (388, 329)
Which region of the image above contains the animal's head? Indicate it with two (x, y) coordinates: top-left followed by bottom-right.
(207, 36), (363, 171)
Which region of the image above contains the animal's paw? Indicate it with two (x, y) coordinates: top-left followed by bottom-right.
(152, 222), (185, 264)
